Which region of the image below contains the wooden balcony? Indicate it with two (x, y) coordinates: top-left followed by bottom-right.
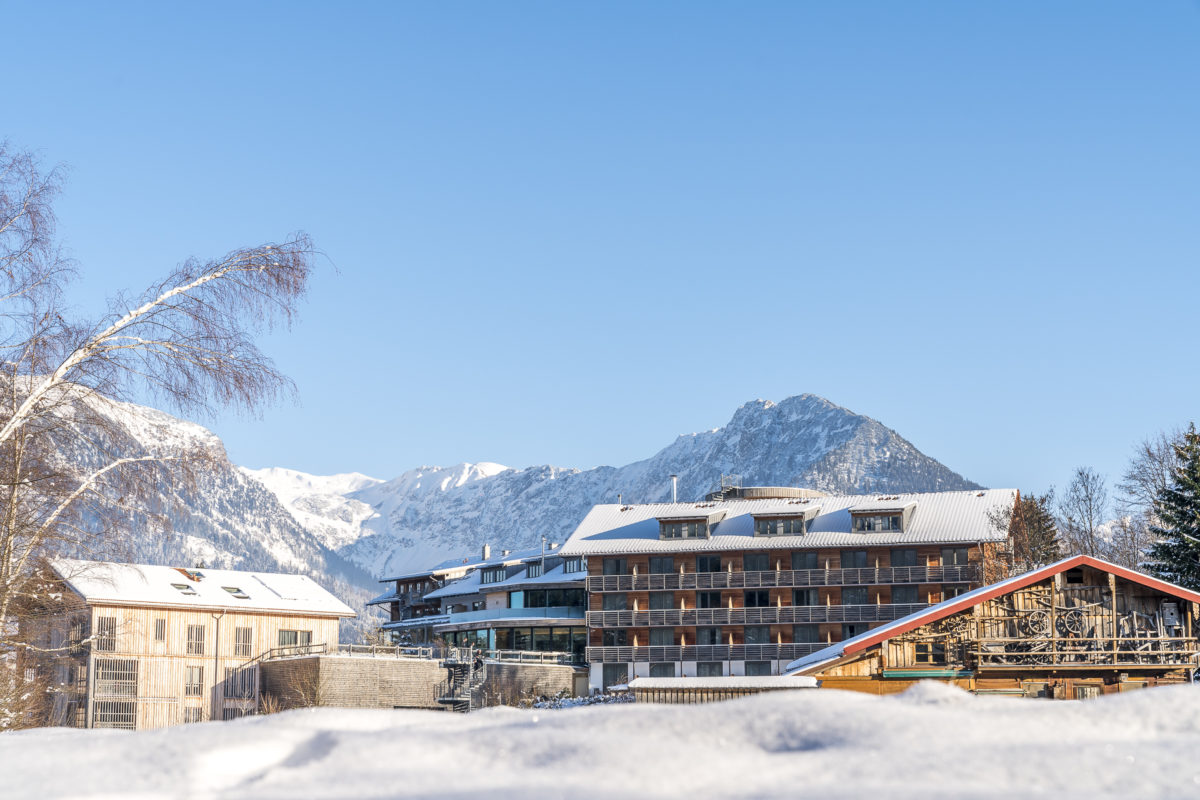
(585, 565), (978, 592)
(585, 602), (929, 628)
(585, 643), (830, 663)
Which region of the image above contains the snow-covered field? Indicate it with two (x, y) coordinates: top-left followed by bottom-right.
(6, 683), (1200, 799)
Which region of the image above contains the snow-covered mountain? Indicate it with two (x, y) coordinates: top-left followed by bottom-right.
(247, 394), (981, 580)
(69, 393), (978, 638)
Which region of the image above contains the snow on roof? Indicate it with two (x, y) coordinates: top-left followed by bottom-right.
(848, 499), (918, 514)
(559, 489), (1016, 557)
(656, 508), (728, 523)
(52, 559), (356, 617)
(424, 570), (485, 600)
(425, 559), (584, 600)
(628, 675), (818, 690)
(784, 554), (1200, 674)
(380, 545), (555, 583)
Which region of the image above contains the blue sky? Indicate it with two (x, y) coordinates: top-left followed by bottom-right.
(5, 2), (1199, 497)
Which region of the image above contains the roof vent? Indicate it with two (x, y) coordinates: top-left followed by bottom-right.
(482, 543), (491, 560)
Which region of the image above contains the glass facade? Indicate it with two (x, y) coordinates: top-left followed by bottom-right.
(649, 556), (674, 574)
(742, 552), (769, 572)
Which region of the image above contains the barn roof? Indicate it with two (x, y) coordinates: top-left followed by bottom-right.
(52, 558), (356, 617)
(785, 555), (1200, 675)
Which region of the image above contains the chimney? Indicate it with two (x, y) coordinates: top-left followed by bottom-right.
(501, 549), (510, 557)
(482, 543), (491, 560)
(670, 475), (678, 503)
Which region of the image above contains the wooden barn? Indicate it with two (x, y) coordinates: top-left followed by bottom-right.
(22, 559), (355, 729)
(786, 555), (1200, 699)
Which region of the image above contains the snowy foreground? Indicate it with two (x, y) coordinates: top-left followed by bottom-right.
(6, 683), (1200, 800)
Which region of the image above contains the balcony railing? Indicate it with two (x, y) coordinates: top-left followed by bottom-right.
(586, 643), (830, 664)
(586, 565), (978, 592)
(434, 606), (585, 627)
(586, 602), (929, 628)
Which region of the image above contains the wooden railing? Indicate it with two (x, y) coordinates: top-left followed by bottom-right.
(973, 636), (1200, 668)
(586, 603), (929, 628)
(586, 643), (829, 663)
(586, 565), (977, 592)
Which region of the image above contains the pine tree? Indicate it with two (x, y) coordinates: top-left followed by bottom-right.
(1147, 424), (1200, 590)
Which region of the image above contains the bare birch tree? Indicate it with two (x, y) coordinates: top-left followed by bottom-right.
(1056, 467), (1109, 558)
(0, 143), (314, 724)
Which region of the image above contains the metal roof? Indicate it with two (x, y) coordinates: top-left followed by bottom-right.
(558, 489), (1017, 557)
(379, 545), (559, 583)
(783, 554), (1200, 675)
(52, 558), (356, 617)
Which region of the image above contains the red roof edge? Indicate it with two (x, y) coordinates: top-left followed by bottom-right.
(843, 555), (1200, 658)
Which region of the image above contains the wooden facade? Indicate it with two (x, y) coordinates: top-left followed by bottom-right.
(794, 556), (1200, 699)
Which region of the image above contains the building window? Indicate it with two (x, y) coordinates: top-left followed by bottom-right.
(649, 556), (674, 574)
(660, 520), (708, 539)
(755, 516), (806, 536)
(649, 592), (674, 610)
(480, 566), (507, 584)
(914, 642), (947, 665)
(745, 661), (773, 676)
(744, 590), (770, 608)
(223, 667), (255, 699)
(186, 624), (205, 655)
(852, 514), (903, 532)
(792, 551), (820, 570)
(696, 662), (723, 677)
(744, 626), (770, 645)
(842, 623), (867, 639)
(649, 628), (674, 646)
(890, 548), (918, 567)
(563, 557), (584, 574)
(95, 616), (117, 652)
(601, 629), (628, 647)
(222, 707), (251, 721)
(793, 588), (819, 606)
(793, 624), (821, 643)
(649, 663), (675, 678)
(941, 547), (970, 566)
(154, 618), (166, 642)
(742, 553), (769, 572)
(696, 555), (721, 573)
(222, 586), (250, 600)
(892, 585), (919, 604)
(695, 627), (722, 646)
(942, 584), (969, 599)
(183, 707), (204, 724)
(602, 664), (628, 689)
(526, 561), (543, 579)
(278, 630), (312, 648)
(184, 666), (204, 697)
(94, 658), (137, 697)
(696, 591), (722, 609)
(93, 701), (136, 730)
(234, 627), (253, 657)
(602, 594), (627, 611)
(840, 550), (868, 569)
(842, 587), (868, 605)
(603, 558), (627, 576)
(170, 582), (198, 596)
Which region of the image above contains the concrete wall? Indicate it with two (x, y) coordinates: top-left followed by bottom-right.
(476, 662), (586, 706)
(260, 655), (444, 710)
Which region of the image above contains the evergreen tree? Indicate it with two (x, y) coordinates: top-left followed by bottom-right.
(1147, 424), (1200, 590)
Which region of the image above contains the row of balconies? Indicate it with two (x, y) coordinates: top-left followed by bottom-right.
(585, 602), (929, 628)
(585, 643), (830, 663)
(585, 564), (978, 592)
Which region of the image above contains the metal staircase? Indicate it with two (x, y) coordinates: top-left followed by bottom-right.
(436, 647), (487, 712)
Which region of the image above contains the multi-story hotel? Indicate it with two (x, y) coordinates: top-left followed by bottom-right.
(557, 487), (1017, 691)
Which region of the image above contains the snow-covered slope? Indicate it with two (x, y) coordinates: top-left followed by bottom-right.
(5, 683), (1197, 799)
(250, 394), (980, 580)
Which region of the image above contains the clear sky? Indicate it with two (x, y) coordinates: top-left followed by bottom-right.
(5, 2), (1199, 497)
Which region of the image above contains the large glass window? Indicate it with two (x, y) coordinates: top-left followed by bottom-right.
(744, 626), (770, 645)
(942, 584), (969, 599)
(793, 588), (819, 606)
(531, 627), (552, 651)
(649, 556), (674, 574)
(546, 588), (565, 607)
(696, 662), (723, 677)
(602, 664), (628, 688)
(792, 551), (820, 570)
(278, 630), (312, 648)
(742, 553), (769, 572)
(649, 663), (675, 678)
(744, 590), (770, 608)
(892, 585), (919, 604)
(842, 623), (867, 639)
(697, 555), (722, 573)
(842, 587), (868, 605)
(602, 594), (627, 611)
(603, 558), (627, 576)
(890, 548), (918, 567)
(695, 627), (722, 646)
(649, 592), (674, 610)
(601, 629), (628, 647)
(661, 520), (708, 539)
(509, 590), (525, 609)
(755, 516), (806, 536)
(852, 514), (903, 532)
(649, 628), (674, 646)
(696, 591), (722, 609)
(745, 661), (772, 676)
(563, 557), (584, 574)
(513, 628), (531, 651)
(840, 550), (868, 569)
(941, 547), (970, 566)
(793, 624), (821, 643)
(480, 566), (506, 584)
(495, 629), (512, 650)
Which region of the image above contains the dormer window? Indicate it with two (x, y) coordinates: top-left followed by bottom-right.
(754, 516), (807, 536)
(480, 566), (506, 584)
(660, 520), (708, 539)
(563, 557), (584, 574)
(852, 514), (903, 532)
(526, 561), (543, 579)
